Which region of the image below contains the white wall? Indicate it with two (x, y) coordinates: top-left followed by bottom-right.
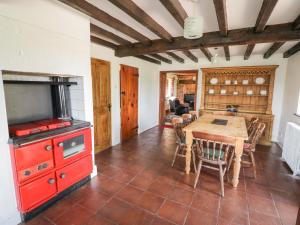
(159, 54), (288, 142)
(278, 51), (300, 145)
(0, 1), (92, 224)
(91, 43), (160, 145)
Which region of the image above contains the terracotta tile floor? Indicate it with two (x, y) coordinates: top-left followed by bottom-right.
(23, 127), (300, 225)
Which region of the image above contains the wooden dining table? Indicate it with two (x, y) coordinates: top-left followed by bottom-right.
(183, 114), (248, 187)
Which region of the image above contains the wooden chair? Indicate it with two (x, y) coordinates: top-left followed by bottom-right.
(189, 111), (198, 122)
(182, 113), (192, 125)
(192, 132), (235, 197)
(242, 122), (265, 178)
(212, 111), (236, 116)
(171, 117), (197, 172)
(247, 117), (259, 135)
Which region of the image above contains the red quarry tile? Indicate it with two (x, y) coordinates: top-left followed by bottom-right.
(185, 208), (217, 225)
(275, 201), (299, 225)
(148, 180), (174, 197)
(97, 176), (124, 196)
(158, 200), (188, 225)
(78, 191), (110, 213)
(86, 214), (115, 225)
(191, 190), (220, 215)
(218, 200), (249, 225)
(137, 191), (165, 213)
(151, 217), (176, 225)
(249, 210), (281, 225)
(116, 185), (144, 205)
(54, 205), (93, 225)
(248, 194), (278, 217)
(130, 174), (156, 190)
(99, 198), (153, 225)
(167, 187), (194, 206)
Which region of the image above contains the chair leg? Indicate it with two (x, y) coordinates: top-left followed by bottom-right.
(172, 145), (179, 167)
(191, 149), (197, 173)
(193, 160), (202, 189)
(249, 151), (257, 179)
(219, 164), (225, 197)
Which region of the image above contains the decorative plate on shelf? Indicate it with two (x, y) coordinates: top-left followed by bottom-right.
(210, 78), (218, 85)
(255, 77), (265, 84)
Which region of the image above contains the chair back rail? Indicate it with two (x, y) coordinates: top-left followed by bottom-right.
(248, 122), (266, 150)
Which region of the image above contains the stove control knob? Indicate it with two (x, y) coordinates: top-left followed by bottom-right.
(58, 142), (64, 147)
(48, 178), (55, 184)
(60, 173), (66, 179)
(45, 145), (52, 151)
(24, 170), (31, 176)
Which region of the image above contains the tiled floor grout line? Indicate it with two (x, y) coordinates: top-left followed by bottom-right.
(270, 192), (284, 225)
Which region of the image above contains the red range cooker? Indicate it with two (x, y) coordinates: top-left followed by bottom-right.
(9, 119), (93, 220)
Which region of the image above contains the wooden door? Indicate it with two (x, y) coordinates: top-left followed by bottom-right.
(159, 72), (167, 126)
(91, 58), (111, 153)
(120, 65), (139, 142)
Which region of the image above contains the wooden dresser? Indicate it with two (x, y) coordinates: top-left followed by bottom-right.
(200, 66), (278, 146)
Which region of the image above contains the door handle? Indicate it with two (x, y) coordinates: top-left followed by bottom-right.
(60, 173), (66, 179)
(121, 91), (126, 95)
(58, 142), (64, 147)
(48, 178), (55, 184)
(45, 145), (52, 151)
(108, 103), (111, 112)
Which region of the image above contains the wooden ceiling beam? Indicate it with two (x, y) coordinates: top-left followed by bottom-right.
(107, 0), (173, 42)
(58, 0), (150, 43)
(91, 36), (161, 64)
(213, 0), (228, 36)
(115, 23), (300, 57)
(283, 42), (300, 58)
(263, 15), (300, 59)
(159, 0), (187, 28)
(255, 0), (278, 32)
(224, 46), (230, 61)
(149, 54), (172, 64)
(90, 24), (131, 45)
(244, 0), (278, 59)
(293, 14), (300, 30)
(166, 52), (184, 63)
(182, 50), (198, 62)
(263, 42), (284, 58)
(244, 44), (255, 60)
(199, 47), (212, 61)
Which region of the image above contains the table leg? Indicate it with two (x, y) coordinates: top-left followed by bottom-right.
(232, 138), (244, 187)
(185, 131), (193, 174)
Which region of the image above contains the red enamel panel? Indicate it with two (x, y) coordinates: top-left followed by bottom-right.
(9, 123), (48, 137)
(35, 119), (71, 130)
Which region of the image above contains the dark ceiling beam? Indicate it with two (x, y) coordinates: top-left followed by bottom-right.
(115, 23), (300, 57)
(159, 0), (187, 28)
(263, 42), (284, 58)
(107, 0), (173, 42)
(166, 52), (184, 63)
(293, 14), (300, 30)
(182, 50), (198, 63)
(91, 36), (118, 49)
(213, 0), (228, 36)
(244, 0), (278, 59)
(244, 44), (255, 60)
(135, 55), (162, 65)
(90, 24), (131, 45)
(199, 47), (212, 61)
(263, 15), (300, 58)
(283, 42), (300, 58)
(149, 54), (172, 64)
(158, 0), (197, 61)
(255, 0), (278, 32)
(90, 36), (161, 64)
(224, 46), (230, 61)
(91, 24), (171, 64)
(58, 0), (150, 43)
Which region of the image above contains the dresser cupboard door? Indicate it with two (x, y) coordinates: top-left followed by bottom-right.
(19, 172), (57, 212)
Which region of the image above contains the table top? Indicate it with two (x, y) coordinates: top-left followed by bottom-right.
(183, 114), (248, 140)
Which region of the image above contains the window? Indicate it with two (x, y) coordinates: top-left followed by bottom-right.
(297, 90), (300, 116)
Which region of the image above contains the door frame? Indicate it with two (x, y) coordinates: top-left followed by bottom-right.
(159, 70), (199, 126)
(120, 64), (139, 142)
(91, 57), (112, 153)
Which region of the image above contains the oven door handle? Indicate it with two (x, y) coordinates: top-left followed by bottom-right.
(60, 173), (66, 179)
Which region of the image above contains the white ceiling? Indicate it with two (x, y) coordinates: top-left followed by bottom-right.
(88, 0), (300, 60)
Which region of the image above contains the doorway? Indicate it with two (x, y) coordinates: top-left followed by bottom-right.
(120, 64), (139, 142)
(159, 70), (198, 126)
(91, 58), (112, 154)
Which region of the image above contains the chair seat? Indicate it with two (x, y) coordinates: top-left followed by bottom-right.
(202, 149), (224, 160)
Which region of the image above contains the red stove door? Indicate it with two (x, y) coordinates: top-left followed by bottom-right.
(14, 140), (54, 183)
(19, 172), (57, 212)
(56, 155), (92, 192)
(53, 128), (92, 166)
